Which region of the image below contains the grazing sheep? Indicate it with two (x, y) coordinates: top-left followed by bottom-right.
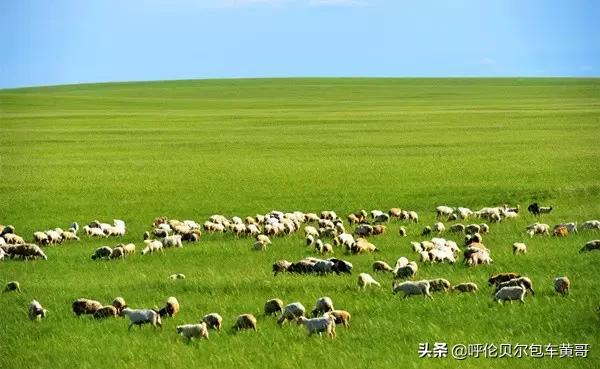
(349, 238), (378, 254)
(554, 276), (570, 295)
(329, 258), (353, 274)
(264, 298), (284, 316)
(272, 260), (292, 275)
(157, 296), (180, 317)
(33, 231), (50, 245)
(110, 246), (125, 260)
(1, 225), (15, 236)
(436, 206), (454, 218)
(393, 261), (418, 280)
(202, 313), (223, 331)
(512, 242), (527, 254)
(60, 230), (79, 241)
(495, 277), (535, 296)
(91, 246), (112, 260)
(141, 240), (163, 255)
(465, 224), (481, 235)
(527, 203), (552, 216)
(162, 235), (183, 248)
(121, 308), (162, 330)
(494, 286), (526, 304)
(177, 323), (209, 341)
(256, 234), (271, 245)
(121, 243), (136, 255)
(429, 248), (457, 264)
(312, 297), (334, 317)
(5, 281), (21, 292)
(558, 222), (578, 234)
(169, 273), (186, 280)
(306, 234), (315, 246)
(374, 213), (390, 223)
(11, 244), (48, 260)
(304, 226), (320, 238)
(94, 305), (118, 320)
(449, 224), (466, 233)
(372, 225), (386, 235)
(580, 240), (600, 252)
(297, 315), (336, 338)
(112, 297), (127, 314)
(84, 226), (107, 237)
(466, 249), (492, 266)
(433, 222), (445, 233)
(277, 302), (306, 325)
(581, 220), (600, 230)
(389, 208), (402, 219)
(358, 273), (381, 289)
(354, 224), (373, 237)
(421, 226), (432, 236)
(253, 240), (268, 251)
(28, 300), (48, 321)
(488, 273), (521, 286)
(72, 298), (103, 316)
(4, 233), (25, 245)
(398, 227), (407, 237)
(372, 260), (394, 273)
(553, 225), (569, 237)
(393, 280), (432, 299)
(232, 314), (257, 331)
(312, 259), (334, 275)
(419, 251), (431, 262)
(325, 310), (351, 328)
(428, 278), (451, 292)
(452, 282), (478, 293)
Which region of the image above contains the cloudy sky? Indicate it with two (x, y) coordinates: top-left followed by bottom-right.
(1, 0), (598, 88)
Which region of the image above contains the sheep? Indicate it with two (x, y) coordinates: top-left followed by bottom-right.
(1, 225), (15, 236)
(358, 273), (381, 290)
(554, 276), (570, 295)
(253, 240), (268, 251)
(372, 225), (386, 236)
(311, 297), (334, 317)
(465, 233), (483, 245)
(5, 281), (21, 292)
(141, 240), (163, 255)
(488, 273), (521, 286)
(11, 244), (48, 260)
(527, 202), (552, 216)
(419, 250), (431, 262)
(349, 238), (378, 254)
(329, 258), (353, 274)
(581, 220), (600, 230)
(61, 230), (80, 241)
(452, 282), (478, 293)
(162, 235), (183, 248)
(305, 213), (319, 223)
(389, 208), (402, 219)
(465, 249), (492, 266)
(449, 224), (466, 233)
(436, 206), (454, 218)
(407, 211), (419, 223)
(428, 278), (451, 292)
(264, 298), (284, 316)
(84, 226), (107, 237)
(557, 222), (578, 234)
(33, 231), (50, 245)
(316, 241), (333, 254)
(91, 246), (112, 260)
(421, 226), (432, 236)
(121, 308), (162, 330)
(395, 256), (409, 268)
(169, 273), (186, 280)
(232, 314), (257, 331)
(176, 323), (209, 341)
(277, 302), (306, 325)
(29, 300), (48, 321)
(512, 242), (527, 255)
(354, 224), (373, 237)
(297, 315), (336, 338)
(45, 230), (63, 244)
(272, 260), (292, 275)
(313, 259), (335, 275)
(374, 213), (390, 223)
(94, 305), (118, 319)
(457, 207), (473, 219)
(256, 234), (271, 245)
(393, 261), (418, 280)
(157, 296), (180, 317)
(372, 260), (394, 273)
(433, 222), (445, 234)
(465, 224), (481, 235)
(398, 226), (407, 237)
(202, 313), (223, 331)
(526, 223), (551, 237)
(494, 286), (526, 304)
(495, 277), (535, 296)
(553, 225), (569, 237)
(4, 233), (25, 245)
(325, 310), (351, 328)
(429, 248), (456, 264)
(392, 280), (432, 298)
(580, 240), (600, 252)
(304, 226), (320, 238)
(72, 298), (103, 316)
(110, 246), (125, 260)
(112, 297), (127, 314)
(121, 243), (136, 255)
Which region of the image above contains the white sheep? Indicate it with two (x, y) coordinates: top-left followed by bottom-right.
(141, 240), (163, 255)
(526, 223), (550, 237)
(494, 286), (526, 304)
(311, 297), (334, 316)
(28, 300), (48, 320)
(393, 280), (432, 298)
(162, 235), (183, 248)
(121, 308), (162, 330)
(358, 273), (381, 289)
(277, 302), (306, 325)
(436, 206), (454, 218)
(581, 220), (600, 230)
(297, 315), (336, 338)
(84, 226), (106, 237)
(433, 222), (445, 234)
(176, 323), (209, 341)
(512, 242), (527, 254)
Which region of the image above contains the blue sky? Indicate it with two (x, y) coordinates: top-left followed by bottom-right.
(1, 0), (598, 88)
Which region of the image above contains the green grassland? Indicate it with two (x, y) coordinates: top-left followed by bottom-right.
(0, 78), (599, 369)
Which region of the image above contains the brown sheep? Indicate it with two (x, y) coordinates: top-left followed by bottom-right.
(452, 282), (478, 293)
(72, 298), (103, 316)
(553, 226), (568, 237)
(112, 297), (127, 314)
(94, 305), (118, 319)
(157, 296), (179, 317)
(372, 225), (386, 236)
(372, 260), (394, 273)
(326, 310), (351, 328)
(488, 273), (521, 286)
(554, 277), (570, 295)
(232, 314), (257, 331)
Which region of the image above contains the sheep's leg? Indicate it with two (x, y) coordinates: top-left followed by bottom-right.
(128, 323), (134, 331)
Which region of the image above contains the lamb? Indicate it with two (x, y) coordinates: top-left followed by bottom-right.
(358, 273), (381, 289)
(157, 296), (180, 317)
(177, 323), (209, 341)
(452, 282), (478, 293)
(428, 278), (451, 292)
(580, 240), (600, 252)
(581, 220), (600, 230)
(495, 277), (535, 296)
(407, 211), (419, 223)
(264, 298), (284, 316)
(72, 298), (103, 316)
(121, 308), (162, 330)
(141, 240), (163, 255)
(297, 315), (336, 337)
(277, 302), (306, 325)
(488, 273), (521, 286)
(494, 286), (526, 304)
(372, 260), (394, 273)
(325, 310), (351, 328)
(112, 297), (127, 314)
(421, 226), (432, 236)
(162, 235), (183, 248)
(392, 280), (432, 298)
(272, 260), (292, 275)
(232, 314), (257, 331)
(5, 281), (21, 292)
(91, 246), (112, 260)
(311, 297), (334, 316)
(202, 313), (223, 331)
(512, 242), (527, 255)
(29, 300), (48, 321)
(554, 276), (570, 295)
(93, 305), (118, 319)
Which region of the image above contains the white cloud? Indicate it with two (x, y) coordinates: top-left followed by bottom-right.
(479, 58), (497, 66)
(309, 0), (368, 6)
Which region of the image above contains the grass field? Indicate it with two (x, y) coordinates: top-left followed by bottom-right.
(0, 78), (599, 369)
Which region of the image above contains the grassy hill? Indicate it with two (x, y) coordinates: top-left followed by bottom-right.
(1, 78), (599, 368)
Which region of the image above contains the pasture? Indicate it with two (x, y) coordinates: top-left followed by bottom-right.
(0, 78), (599, 369)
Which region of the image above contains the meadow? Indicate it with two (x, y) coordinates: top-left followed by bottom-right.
(0, 78), (599, 369)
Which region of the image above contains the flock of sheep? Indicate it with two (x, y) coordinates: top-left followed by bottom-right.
(2, 202), (600, 341)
